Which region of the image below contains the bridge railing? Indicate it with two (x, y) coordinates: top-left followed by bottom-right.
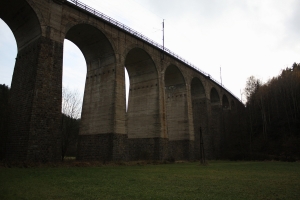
(66, 0), (241, 102)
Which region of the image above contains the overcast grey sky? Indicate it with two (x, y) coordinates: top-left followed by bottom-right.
(1, 0), (299, 103)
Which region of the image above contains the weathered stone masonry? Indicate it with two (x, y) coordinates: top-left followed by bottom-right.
(1, 0), (244, 162)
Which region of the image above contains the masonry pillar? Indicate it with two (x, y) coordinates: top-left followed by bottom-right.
(186, 83), (195, 160)
(6, 36), (63, 162)
(210, 103), (222, 159)
(77, 59), (117, 161)
(112, 59), (128, 161)
(192, 97), (210, 160)
(76, 45), (130, 161)
(221, 107), (231, 158)
(157, 60), (169, 161)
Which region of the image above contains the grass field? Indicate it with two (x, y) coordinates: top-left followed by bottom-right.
(0, 161), (299, 200)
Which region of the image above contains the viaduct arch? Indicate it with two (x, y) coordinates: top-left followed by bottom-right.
(0, 0), (244, 162)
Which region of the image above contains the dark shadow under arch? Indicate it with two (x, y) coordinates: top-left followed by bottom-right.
(191, 78), (205, 98)
(210, 88), (220, 104)
(0, 0), (41, 50)
(222, 95), (229, 109)
(165, 65), (185, 88)
(231, 100), (235, 108)
(65, 23), (115, 67)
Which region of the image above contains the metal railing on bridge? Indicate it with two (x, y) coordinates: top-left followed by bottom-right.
(66, 0), (241, 102)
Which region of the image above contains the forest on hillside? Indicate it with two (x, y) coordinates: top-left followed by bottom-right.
(242, 63), (300, 161)
(0, 84), (9, 160)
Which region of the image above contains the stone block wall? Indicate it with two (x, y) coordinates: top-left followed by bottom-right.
(77, 134), (113, 161)
(7, 36), (62, 162)
(77, 133), (129, 162)
(127, 138), (160, 160)
(168, 140), (193, 161)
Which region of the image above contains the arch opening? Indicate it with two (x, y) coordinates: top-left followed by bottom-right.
(165, 65), (185, 88)
(210, 88), (220, 104)
(65, 24), (115, 67)
(231, 100), (235, 108)
(124, 67), (130, 112)
(0, 19), (17, 161)
(0, 0), (41, 51)
(191, 78), (205, 98)
(0, 19), (17, 87)
(222, 95), (230, 109)
(0, 0), (41, 87)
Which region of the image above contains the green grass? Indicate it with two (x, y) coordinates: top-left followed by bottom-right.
(0, 161), (299, 200)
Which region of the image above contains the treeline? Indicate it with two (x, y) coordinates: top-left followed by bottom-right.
(0, 84), (10, 160)
(61, 114), (80, 159)
(242, 63), (300, 161)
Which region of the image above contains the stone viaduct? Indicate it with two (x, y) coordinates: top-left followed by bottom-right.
(1, 0), (244, 162)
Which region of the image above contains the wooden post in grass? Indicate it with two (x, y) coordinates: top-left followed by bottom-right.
(200, 127), (206, 164)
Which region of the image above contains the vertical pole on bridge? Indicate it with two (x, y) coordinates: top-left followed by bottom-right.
(162, 19), (165, 60)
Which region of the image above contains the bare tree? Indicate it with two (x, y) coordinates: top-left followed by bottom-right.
(244, 76), (261, 104)
(61, 87), (82, 160)
(62, 87), (82, 119)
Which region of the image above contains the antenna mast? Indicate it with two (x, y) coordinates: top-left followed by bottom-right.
(162, 19), (165, 60)
(220, 66), (223, 88)
(163, 19), (164, 51)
